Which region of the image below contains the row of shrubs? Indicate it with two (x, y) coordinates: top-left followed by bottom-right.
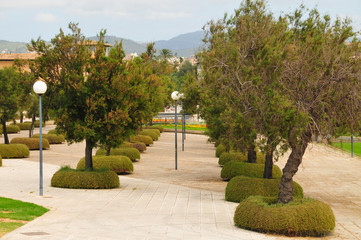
(0, 121), (45, 135)
(215, 143), (335, 237)
(51, 127), (163, 189)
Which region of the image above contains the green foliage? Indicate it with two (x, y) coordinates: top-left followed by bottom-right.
(221, 161), (282, 180)
(148, 125), (164, 133)
(138, 130), (159, 140)
(225, 176), (303, 203)
(0, 125), (21, 134)
(215, 143), (226, 157)
(32, 134), (65, 144)
(10, 138), (50, 150)
(120, 142), (146, 152)
(143, 128), (161, 137)
(218, 152), (247, 166)
(234, 196), (335, 237)
(51, 166), (119, 189)
(77, 155), (133, 174)
(0, 154), (2, 167)
(96, 147), (140, 161)
(0, 144), (29, 158)
(130, 135), (154, 146)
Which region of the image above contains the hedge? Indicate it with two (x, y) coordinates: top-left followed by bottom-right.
(51, 166), (119, 189)
(120, 142), (146, 152)
(218, 152), (247, 166)
(0, 154), (2, 166)
(143, 128), (161, 137)
(225, 176), (303, 203)
(0, 144), (30, 158)
(96, 147), (140, 161)
(221, 161), (282, 180)
(148, 125), (164, 133)
(10, 137), (50, 150)
(13, 122), (32, 130)
(215, 143), (226, 158)
(234, 196), (335, 237)
(130, 135), (153, 146)
(138, 130), (158, 141)
(24, 120), (45, 128)
(32, 134), (65, 144)
(77, 155), (133, 174)
(0, 125), (21, 134)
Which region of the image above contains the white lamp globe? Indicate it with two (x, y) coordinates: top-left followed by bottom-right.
(171, 91), (180, 101)
(33, 81), (47, 95)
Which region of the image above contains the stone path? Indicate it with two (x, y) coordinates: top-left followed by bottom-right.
(0, 126), (361, 239)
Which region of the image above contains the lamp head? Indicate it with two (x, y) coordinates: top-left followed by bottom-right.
(33, 80), (47, 95)
(171, 91), (180, 101)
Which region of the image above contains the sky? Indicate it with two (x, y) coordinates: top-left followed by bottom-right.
(0, 0), (360, 43)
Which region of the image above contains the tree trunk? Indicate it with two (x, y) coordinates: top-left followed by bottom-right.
(145, 123), (148, 129)
(29, 114), (35, 138)
(263, 150), (273, 179)
(105, 145), (111, 156)
(247, 144), (257, 163)
(278, 128), (311, 203)
(2, 120), (9, 144)
(85, 139), (93, 170)
(20, 112), (24, 123)
(150, 119), (153, 126)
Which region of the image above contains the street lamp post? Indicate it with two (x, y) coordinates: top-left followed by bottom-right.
(171, 91), (181, 170)
(33, 80), (47, 196)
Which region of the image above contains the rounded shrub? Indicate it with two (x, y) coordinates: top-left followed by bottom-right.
(234, 196), (335, 237)
(221, 161), (282, 180)
(148, 125), (164, 133)
(120, 142), (146, 152)
(218, 152), (247, 166)
(143, 128), (161, 136)
(32, 134), (65, 144)
(13, 122), (32, 130)
(0, 125), (21, 134)
(225, 176), (303, 203)
(10, 137), (50, 150)
(130, 135), (153, 146)
(77, 155), (133, 174)
(24, 120), (45, 128)
(138, 130), (158, 141)
(51, 166), (119, 189)
(0, 144), (30, 158)
(96, 147), (140, 161)
(215, 143), (226, 157)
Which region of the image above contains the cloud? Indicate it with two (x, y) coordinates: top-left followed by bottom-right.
(35, 13), (58, 23)
(0, 0), (65, 8)
(145, 11), (191, 20)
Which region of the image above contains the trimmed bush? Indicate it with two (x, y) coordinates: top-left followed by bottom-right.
(234, 196), (335, 237)
(77, 155), (133, 174)
(0, 154), (2, 167)
(225, 176), (303, 203)
(218, 152), (247, 166)
(0, 125), (21, 134)
(51, 166), (119, 189)
(215, 143), (226, 157)
(32, 134), (65, 144)
(138, 130), (158, 141)
(120, 142), (146, 152)
(0, 144), (30, 158)
(24, 120), (45, 128)
(13, 122), (32, 130)
(130, 135), (153, 146)
(148, 125), (164, 133)
(10, 137), (50, 150)
(143, 128), (161, 136)
(221, 161), (282, 180)
(96, 147), (140, 161)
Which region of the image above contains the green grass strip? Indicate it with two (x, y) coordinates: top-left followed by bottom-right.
(331, 142), (361, 156)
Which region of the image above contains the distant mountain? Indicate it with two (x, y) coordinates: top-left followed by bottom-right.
(154, 31), (205, 57)
(0, 40), (28, 53)
(0, 31), (205, 57)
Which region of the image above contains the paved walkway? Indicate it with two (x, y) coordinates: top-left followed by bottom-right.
(0, 126), (360, 239)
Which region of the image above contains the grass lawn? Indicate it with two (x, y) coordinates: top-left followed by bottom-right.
(0, 197), (48, 237)
(331, 142), (361, 156)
